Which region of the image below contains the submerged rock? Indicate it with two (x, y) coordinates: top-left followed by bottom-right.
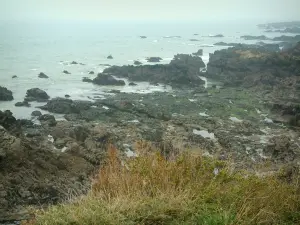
(71, 61), (78, 65)
(63, 70), (71, 74)
(190, 39), (200, 41)
(0, 86), (13, 101)
(38, 72), (49, 79)
(140, 36), (147, 39)
(134, 60), (143, 65)
(89, 71), (95, 74)
(107, 55), (113, 59)
(82, 77), (93, 83)
(93, 74), (125, 86)
(12, 75), (18, 79)
(25, 88), (50, 102)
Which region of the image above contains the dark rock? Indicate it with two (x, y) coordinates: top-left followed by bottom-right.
(39, 98), (93, 114)
(93, 74), (125, 86)
(65, 94), (71, 98)
(128, 82), (138, 86)
(15, 101), (30, 107)
(190, 39), (200, 41)
(12, 75), (17, 79)
(99, 64), (111, 67)
(192, 49), (203, 56)
(0, 86), (13, 101)
(134, 61), (142, 66)
(38, 72), (49, 79)
(69, 126), (90, 142)
(194, 33), (199, 36)
(38, 114), (57, 126)
(71, 61), (78, 64)
(163, 36), (181, 39)
(17, 119), (34, 127)
(0, 110), (16, 129)
(146, 57), (162, 63)
(241, 35), (269, 40)
(140, 36), (147, 39)
(31, 111), (42, 117)
(272, 35), (300, 42)
(209, 34), (224, 37)
(107, 55), (113, 59)
(82, 77), (93, 83)
(89, 71), (95, 74)
(25, 88), (50, 102)
(101, 54), (205, 87)
(214, 42), (280, 52)
(63, 70), (71, 74)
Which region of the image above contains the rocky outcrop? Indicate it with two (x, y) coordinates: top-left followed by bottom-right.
(15, 101), (30, 107)
(39, 98), (93, 114)
(192, 49), (203, 56)
(0, 110), (16, 129)
(100, 54), (205, 87)
(0, 86), (13, 101)
(38, 72), (49, 78)
(241, 35), (269, 40)
(146, 57), (162, 62)
(93, 75), (125, 86)
(25, 88), (50, 102)
(214, 42), (280, 52)
(129, 82), (137, 86)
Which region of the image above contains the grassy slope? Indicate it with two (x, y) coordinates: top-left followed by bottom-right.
(25, 143), (300, 225)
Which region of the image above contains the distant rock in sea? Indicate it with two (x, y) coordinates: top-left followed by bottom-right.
(146, 57), (162, 63)
(38, 72), (49, 79)
(107, 55), (113, 59)
(25, 88), (50, 102)
(241, 35), (269, 40)
(140, 36), (147, 39)
(63, 70), (71, 74)
(134, 61), (143, 65)
(89, 71), (95, 74)
(129, 82), (138, 86)
(209, 34), (224, 37)
(190, 39), (200, 42)
(192, 49), (203, 56)
(71, 61), (78, 65)
(15, 101), (30, 107)
(12, 75), (17, 79)
(65, 94), (71, 98)
(93, 74), (125, 86)
(0, 86), (13, 101)
(82, 77), (93, 83)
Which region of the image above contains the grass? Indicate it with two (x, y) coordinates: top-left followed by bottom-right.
(24, 142), (300, 225)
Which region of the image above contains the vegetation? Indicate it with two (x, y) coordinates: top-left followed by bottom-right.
(25, 143), (300, 225)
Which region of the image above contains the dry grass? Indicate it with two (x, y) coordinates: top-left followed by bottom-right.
(25, 143), (300, 225)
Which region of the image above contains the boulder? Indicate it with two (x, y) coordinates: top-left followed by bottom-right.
(107, 55), (113, 59)
(63, 70), (71, 74)
(65, 94), (71, 98)
(93, 75), (125, 86)
(192, 49), (203, 56)
(38, 72), (49, 78)
(38, 114), (57, 126)
(12, 75), (17, 79)
(15, 101), (30, 107)
(25, 88), (50, 102)
(31, 111), (42, 117)
(0, 86), (13, 101)
(134, 61), (142, 65)
(89, 71), (95, 74)
(0, 110), (16, 129)
(82, 77), (93, 83)
(39, 98), (92, 114)
(146, 57), (162, 62)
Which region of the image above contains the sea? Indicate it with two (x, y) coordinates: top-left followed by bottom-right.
(0, 20), (286, 119)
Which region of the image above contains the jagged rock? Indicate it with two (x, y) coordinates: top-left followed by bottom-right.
(31, 111), (42, 117)
(39, 98), (93, 114)
(63, 70), (71, 74)
(107, 55), (113, 59)
(146, 57), (162, 62)
(38, 72), (49, 78)
(134, 61), (142, 65)
(0, 86), (13, 101)
(93, 74), (125, 86)
(25, 88), (50, 102)
(15, 101), (30, 107)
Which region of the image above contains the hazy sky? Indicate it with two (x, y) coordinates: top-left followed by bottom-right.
(1, 0), (300, 23)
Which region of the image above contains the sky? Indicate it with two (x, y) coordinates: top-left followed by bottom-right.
(0, 0), (300, 23)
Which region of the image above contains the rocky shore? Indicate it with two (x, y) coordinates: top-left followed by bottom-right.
(1, 41), (300, 223)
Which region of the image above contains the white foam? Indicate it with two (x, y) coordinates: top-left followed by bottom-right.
(48, 135), (54, 143)
(102, 106), (109, 110)
(263, 118), (273, 123)
(230, 117), (243, 123)
(199, 112), (209, 117)
(128, 119), (139, 123)
(189, 99), (197, 102)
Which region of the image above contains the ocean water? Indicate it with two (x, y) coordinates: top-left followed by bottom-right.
(0, 21), (285, 119)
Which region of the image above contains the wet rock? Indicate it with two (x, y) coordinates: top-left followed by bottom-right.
(15, 101), (30, 107)
(0, 86), (13, 101)
(25, 88), (50, 102)
(39, 98), (93, 114)
(38, 72), (49, 78)
(129, 82), (138, 86)
(93, 74), (125, 86)
(190, 39), (199, 41)
(140, 36), (147, 39)
(12, 75), (17, 79)
(69, 126), (90, 142)
(272, 35), (300, 42)
(31, 111), (42, 117)
(65, 94), (71, 98)
(209, 34), (224, 37)
(192, 49), (203, 56)
(89, 71), (95, 74)
(25, 128), (42, 137)
(134, 60), (142, 65)
(63, 70), (71, 74)
(107, 55), (113, 59)
(71, 61), (78, 64)
(38, 114), (57, 126)
(146, 57), (162, 62)
(82, 77), (93, 83)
